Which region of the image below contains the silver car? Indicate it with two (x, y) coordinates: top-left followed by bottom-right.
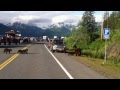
(52, 44), (65, 52)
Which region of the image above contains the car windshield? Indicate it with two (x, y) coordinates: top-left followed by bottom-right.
(53, 39), (64, 45)
(54, 42), (63, 45)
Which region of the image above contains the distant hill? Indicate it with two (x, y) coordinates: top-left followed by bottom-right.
(11, 22), (44, 37)
(0, 23), (11, 35)
(0, 22), (72, 38)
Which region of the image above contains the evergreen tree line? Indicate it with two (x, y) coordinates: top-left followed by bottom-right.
(64, 11), (120, 63)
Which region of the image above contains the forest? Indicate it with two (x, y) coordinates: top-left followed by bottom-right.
(64, 11), (120, 63)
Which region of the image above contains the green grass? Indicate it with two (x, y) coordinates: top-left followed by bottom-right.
(72, 56), (120, 79)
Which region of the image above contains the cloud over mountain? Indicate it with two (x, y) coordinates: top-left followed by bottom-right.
(0, 11), (105, 28)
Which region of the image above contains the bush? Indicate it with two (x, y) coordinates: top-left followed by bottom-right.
(65, 25), (120, 63)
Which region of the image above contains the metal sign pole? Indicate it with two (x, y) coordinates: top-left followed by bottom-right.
(102, 39), (107, 64)
(102, 11), (109, 64)
(105, 39), (107, 63)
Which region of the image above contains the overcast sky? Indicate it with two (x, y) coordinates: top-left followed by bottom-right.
(0, 11), (111, 27)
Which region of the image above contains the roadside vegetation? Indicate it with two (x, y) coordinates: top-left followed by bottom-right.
(73, 56), (120, 79)
(64, 11), (120, 78)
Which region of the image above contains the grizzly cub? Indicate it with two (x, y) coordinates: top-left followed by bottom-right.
(4, 48), (12, 54)
(17, 49), (28, 54)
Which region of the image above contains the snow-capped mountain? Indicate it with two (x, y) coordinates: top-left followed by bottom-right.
(0, 22), (72, 37)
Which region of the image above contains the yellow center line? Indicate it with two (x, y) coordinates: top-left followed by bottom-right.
(22, 44), (31, 50)
(0, 54), (19, 70)
(0, 44), (31, 71)
(0, 54), (19, 67)
(22, 47), (27, 50)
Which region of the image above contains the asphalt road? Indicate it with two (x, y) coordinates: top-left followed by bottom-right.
(53, 52), (107, 79)
(0, 44), (27, 64)
(0, 44), (107, 79)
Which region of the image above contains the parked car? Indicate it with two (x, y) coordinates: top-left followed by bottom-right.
(52, 44), (65, 52)
(51, 38), (66, 53)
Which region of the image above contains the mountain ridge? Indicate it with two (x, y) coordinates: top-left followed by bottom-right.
(0, 22), (72, 38)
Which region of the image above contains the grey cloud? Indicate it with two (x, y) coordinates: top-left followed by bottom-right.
(0, 11), (104, 27)
(0, 11), (73, 22)
(64, 19), (76, 23)
(27, 18), (52, 25)
(64, 18), (80, 25)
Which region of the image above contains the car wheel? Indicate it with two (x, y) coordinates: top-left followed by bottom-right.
(52, 50), (55, 53)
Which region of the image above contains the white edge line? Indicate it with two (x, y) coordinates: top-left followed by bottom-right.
(44, 44), (74, 79)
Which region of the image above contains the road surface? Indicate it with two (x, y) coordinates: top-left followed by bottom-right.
(0, 44), (107, 79)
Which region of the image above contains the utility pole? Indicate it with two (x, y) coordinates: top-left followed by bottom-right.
(103, 11), (109, 64)
(107, 11), (109, 28)
(101, 15), (104, 40)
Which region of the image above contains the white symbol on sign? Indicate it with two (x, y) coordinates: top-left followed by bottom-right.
(105, 29), (109, 35)
(104, 28), (110, 39)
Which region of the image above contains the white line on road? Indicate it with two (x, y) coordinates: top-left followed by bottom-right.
(44, 44), (74, 79)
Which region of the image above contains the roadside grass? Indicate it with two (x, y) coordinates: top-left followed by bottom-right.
(72, 56), (120, 79)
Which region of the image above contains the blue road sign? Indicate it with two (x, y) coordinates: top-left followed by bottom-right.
(104, 28), (110, 39)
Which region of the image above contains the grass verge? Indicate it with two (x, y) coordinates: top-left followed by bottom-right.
(72, 56), (120, 79)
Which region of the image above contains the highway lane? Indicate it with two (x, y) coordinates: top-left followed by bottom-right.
(53, 52), (107, 79)
(0, 44), (107, 79)
(0, 44), (28, 64)
(0, 44), (69, 79)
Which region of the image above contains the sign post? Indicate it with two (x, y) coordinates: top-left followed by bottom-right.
(103, 28), (110, 64)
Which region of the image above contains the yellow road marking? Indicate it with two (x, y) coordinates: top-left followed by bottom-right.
(0, 45), (30, 71)
(22, 44), (31, 50)
(22, 47), (27, 50)
(0, 54), (18, 67)
(0, 54), (19, 70)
